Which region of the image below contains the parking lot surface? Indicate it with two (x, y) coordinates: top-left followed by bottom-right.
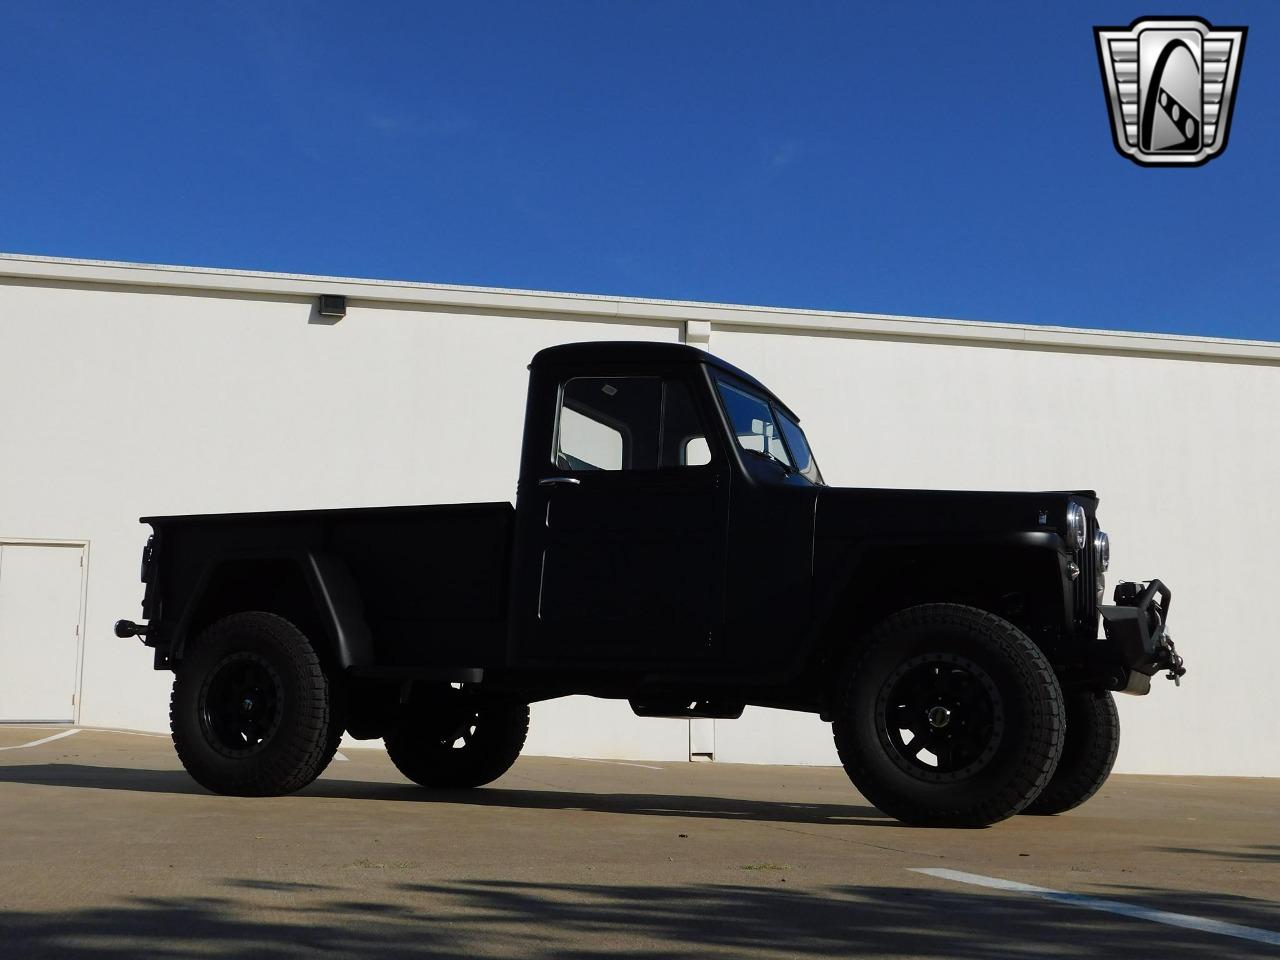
(1, 726), (1277, 958)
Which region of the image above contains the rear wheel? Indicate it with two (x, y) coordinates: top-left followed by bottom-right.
(171, 612), (333, 796)
(385, 687), (528, 789)
(1025, 690), (1119, 815)
(832, 604), (1065, 827)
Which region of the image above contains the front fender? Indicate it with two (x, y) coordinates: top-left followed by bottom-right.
(803, 531), (1073, 671)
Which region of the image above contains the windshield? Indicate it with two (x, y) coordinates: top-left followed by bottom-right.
(777, 410), (824, 484)
(715, 380), (824, 484)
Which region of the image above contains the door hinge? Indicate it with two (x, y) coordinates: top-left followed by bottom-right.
(71, 693), (76, 705)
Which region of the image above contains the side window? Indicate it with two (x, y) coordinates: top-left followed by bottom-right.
(555, 377), (660, 471)
(715, 380), (792, 466)
(554, 376), (716, 472)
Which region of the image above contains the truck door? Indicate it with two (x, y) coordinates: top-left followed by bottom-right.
(523, 374), (729, 663)
(714, 378), (819, 673)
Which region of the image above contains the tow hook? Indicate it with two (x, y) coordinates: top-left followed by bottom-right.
(1155, 634), (1186, 686)
(114, 619), (148, 639)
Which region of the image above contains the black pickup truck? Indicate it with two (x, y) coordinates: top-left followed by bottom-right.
(118, 341), (1184, 826)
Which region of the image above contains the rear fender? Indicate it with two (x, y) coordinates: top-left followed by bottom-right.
(169, 550), (373, 669)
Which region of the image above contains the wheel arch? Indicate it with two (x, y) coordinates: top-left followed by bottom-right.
(807, 536), (1072, 700)
(170, 551), (373, 672)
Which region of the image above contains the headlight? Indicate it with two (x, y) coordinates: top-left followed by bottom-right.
(1066, 503), (1087, 549)
(1094, 529), (1110, 572)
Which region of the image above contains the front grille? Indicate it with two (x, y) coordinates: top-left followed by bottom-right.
(1073, 511), (1098, 626)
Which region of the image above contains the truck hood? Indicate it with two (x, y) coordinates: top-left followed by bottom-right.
(813, 486), (1096, 545)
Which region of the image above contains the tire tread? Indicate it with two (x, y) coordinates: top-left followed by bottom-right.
(1026, 690), (1119, 815)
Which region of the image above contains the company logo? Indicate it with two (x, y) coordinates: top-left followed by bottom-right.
(1095, 17), (1246, 166)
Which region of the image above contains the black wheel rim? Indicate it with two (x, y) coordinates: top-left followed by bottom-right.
(440, 713), (480, 750)
(876, 653), (1004, 783)
(198, 651), (284, 758)
(431, 688), (480, 751)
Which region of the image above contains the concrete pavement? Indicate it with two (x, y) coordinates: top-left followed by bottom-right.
(0, 726), (1277, 958)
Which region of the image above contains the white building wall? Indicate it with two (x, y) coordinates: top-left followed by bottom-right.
(1, 256), (1276, 776)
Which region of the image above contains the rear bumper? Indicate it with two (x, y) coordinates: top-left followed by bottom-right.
(1097, 579), (1186, 695)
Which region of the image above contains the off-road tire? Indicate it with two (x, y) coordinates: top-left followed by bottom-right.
(386, 693), (529, 789)
(832, 603), (1065, 827)
(171, 611), (332, 796)
(1025, 690), (1119, 815)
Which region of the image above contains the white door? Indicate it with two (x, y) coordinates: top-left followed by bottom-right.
(0, 543), (85, 722)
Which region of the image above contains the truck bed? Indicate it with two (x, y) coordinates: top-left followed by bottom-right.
(145, 502), (514, 669)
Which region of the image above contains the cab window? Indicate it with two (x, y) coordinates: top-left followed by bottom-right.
(556, 377), (659, 471)
(555, 377), (714, 471)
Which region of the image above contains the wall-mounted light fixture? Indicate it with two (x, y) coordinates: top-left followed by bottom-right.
(318, 294), (347, 319)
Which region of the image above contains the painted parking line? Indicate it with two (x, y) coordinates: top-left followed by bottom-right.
(91, 727), (169, 738)
(0, 729), (80, 752)
(571, 757), (665, 771)
(333, 751), (350, 762)
(911, 867), (1280, 948)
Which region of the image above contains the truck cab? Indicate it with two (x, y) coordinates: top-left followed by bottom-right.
(119, 341), (1184, 826)
(511, 342), (817, 684)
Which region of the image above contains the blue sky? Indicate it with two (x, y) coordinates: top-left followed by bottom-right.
(0, 3), (1274, 340)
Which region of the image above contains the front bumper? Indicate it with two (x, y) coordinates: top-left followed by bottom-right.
(1098, 579), (1186, 695)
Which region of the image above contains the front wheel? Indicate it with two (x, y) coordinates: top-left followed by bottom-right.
(832, 604), (1065, 827)
(1025, 690), (1119, 815)
(385, 688), (528, 789)
(171, 611), (334, 796)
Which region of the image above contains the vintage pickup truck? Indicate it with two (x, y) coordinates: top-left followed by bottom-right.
(117, 341), (1184, 826)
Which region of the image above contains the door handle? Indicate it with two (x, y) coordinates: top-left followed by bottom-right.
(539, 477), (581, 487)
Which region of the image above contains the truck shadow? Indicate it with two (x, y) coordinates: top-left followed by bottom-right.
(310, 780), (895, 827)
(0, 762), (891, 826)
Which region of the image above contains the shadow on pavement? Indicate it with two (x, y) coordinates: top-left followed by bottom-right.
(1154, 845), (1280, 865)
(1, 877), (1278, 959)
(0, 762), (889, 826)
